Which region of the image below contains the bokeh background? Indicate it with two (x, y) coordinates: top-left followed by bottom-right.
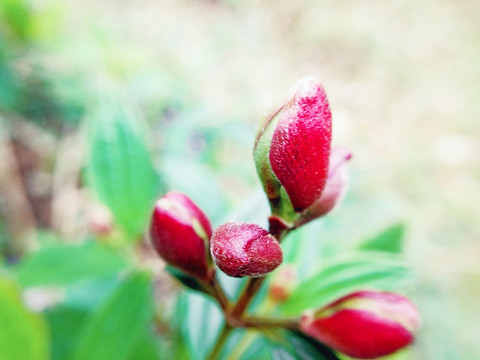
(1, 0), (479, 359)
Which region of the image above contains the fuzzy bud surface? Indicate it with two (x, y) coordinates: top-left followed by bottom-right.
(211, 222), (283, 278)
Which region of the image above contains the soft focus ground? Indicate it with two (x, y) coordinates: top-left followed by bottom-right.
(1, 0), (479, 358)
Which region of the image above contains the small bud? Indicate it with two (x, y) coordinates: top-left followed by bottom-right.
(210, 222), (283, 278)
(149, 191), (214, 282)
(268, 265), (297, 303)
(254, 77), (332, 220)
(88, 203), (114, 237)
(295, 146), (352, 227)
(300, 291), (420, 359)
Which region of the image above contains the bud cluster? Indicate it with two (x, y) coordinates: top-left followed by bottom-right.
(147, 77), (419, 359)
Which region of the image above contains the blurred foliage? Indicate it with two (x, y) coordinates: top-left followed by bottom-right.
(0, 277), (49, 360)
(15, 240), (127, 287)
(86, 94), (161, 237)
(0, 0), (85, 129)
(0, 0), (478, 359)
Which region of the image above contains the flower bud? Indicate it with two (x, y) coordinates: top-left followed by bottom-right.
(210, 222), (283, 278)
(300, 291), (420, 359)
(254, 77), (332, 220)
(88, 203), (114, 237)
(149, 191), (214, 282)
(295, 146), (352, 227)
(268, 265), (297, 303)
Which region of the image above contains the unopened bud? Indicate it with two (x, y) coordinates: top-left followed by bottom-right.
(254, 77), (332, 220)
(210, 222), (283, 278)
(300, 291), (420, 359)
(88, 203), (114, 237)
(149, 191), (214, 282)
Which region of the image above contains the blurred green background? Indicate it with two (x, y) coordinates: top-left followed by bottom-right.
(0, 0), (479, 359)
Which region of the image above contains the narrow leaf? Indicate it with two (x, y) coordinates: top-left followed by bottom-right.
(357, 223), (405, 253)
(282, 253), (412, 315)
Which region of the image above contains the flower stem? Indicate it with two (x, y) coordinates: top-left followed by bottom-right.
(230, 222), (291, 318)
(241, 316), (300, 329)
(207, 323), (233, 360)
(210, 275), (231, 312)
(230, 277), (265, 318)
(206, 218), (294, 358)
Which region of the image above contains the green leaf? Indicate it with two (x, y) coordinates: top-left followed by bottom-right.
(126, 328), (163, 360)
(0, 277), (49, 360)
(266, 331), (339, 360)
(281, 253), (412, 315)
(62, 277), (121, 310)
(72, 272), (154, 360)
(282, 221), (326, 280)
(45, 306), (88, 360)
(0, 0), (32, 41)
(218, 329), (271, 360)
(178, 291), (224, 360)
(357, 223), (405, 253)
(16, 241), (128, 288)
(86, 97), (160, 237)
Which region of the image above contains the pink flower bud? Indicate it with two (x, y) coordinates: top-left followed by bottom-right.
(300, 291), (420, 359)
(268, 265), (297, 303)
(149, 191), (214, 281)
(295, 146), (352, 226)
(254, 77), (332, 219)
(88, 203), (114, 237)
(210, 222), (283, 278)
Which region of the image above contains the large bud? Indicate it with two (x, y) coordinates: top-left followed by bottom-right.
(210, 222), (283, 278)
(254, 77), (333, 222)
(300, 291), (421, 359)
(149, 191), (214, 282)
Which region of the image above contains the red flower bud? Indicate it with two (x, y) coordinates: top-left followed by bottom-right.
(149, 191), (214, 281)
(254, 77), (332, 219)
(300, 291), (420, 359)
(295, 146), (352, 226)
(270, 78), (332, 211)
(210, 222), (283, 278)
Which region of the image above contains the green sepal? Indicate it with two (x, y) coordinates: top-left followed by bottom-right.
(254, 110), (282, 205)
(254, 107), (299, 223)
(165, 266), (212, 295)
